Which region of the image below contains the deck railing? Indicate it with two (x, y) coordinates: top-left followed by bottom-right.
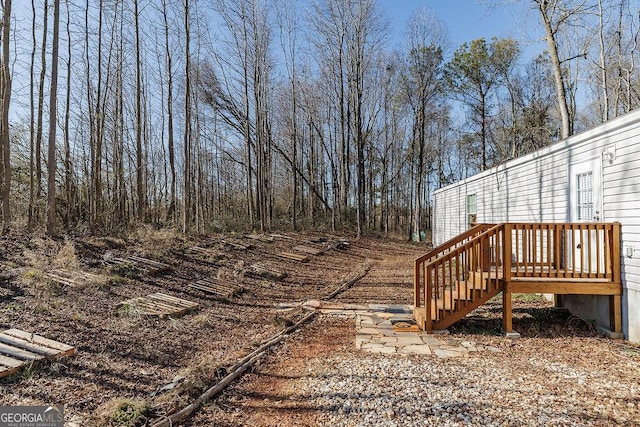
(414, 223), (494, 313)
(503, 223), (621, 282)
(415, 224), (504, 331)
(415, 222), (621, 331)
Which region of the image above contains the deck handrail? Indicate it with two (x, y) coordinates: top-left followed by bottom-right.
(414, 223), (494, 314)
(415, 222), (622, 331)
(415, 223), (495, 264)
(415, 223), (505, 330)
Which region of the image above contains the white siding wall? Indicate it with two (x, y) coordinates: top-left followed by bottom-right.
(433, 110), (640, 342)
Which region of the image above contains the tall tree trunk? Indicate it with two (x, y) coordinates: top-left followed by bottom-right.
(162, 0), (176, 223)
(291, 79), (298, 230)
(47, 0), (61, 235)
(0, 0), (11, 233)
(113, 1), (125, 224)
(355, 82), (365, 238)
(63, 0), (72, 228)
(537, 0), (572, 139)
(183, 0), (192, 233)
(481, 94), (487, 169)
(134, 0), (145, 222)
(88, 0), (105, 229)
(28, 0), (36, 229)
(598, 0), (609, 121)
(35, 0), (49, 222)
(338, 44), (349, 223)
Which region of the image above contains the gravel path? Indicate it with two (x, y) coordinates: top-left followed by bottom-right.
(192, 315), (640, 426)
(302, 333), (640, 427)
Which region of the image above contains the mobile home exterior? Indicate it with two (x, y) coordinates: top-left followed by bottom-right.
(433, 109), (640, 343)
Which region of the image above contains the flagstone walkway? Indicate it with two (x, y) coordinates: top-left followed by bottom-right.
(303, 301), (502, 358)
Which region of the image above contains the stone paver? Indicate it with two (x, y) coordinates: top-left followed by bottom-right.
(433, 349), (466, 358)
(395, 336), (424, 346)
(400, 344), (432, 355)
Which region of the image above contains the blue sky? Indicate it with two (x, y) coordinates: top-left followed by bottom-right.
(379, 0), (546, 61)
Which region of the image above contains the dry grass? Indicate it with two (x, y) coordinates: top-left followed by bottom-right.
(20, 237), (79, 271)
(131, 225), (185, 256)
(94, 398), (150, 427)
(52, 239), (80, 270)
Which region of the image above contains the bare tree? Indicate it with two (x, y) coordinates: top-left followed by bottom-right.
(32, 0), (48, 227)
(47, 0), (61, 235)
(309, 0), (388, 237)
(533, 0), (592, 138)
(0, 0), (11, 233)
(134, 0), (146, 222)
(308, 0), (351, 224)
(401, 7), (447, 240)
(86, 0), (105, 229)
(63, 0), (73, 227)
(28, 0), (37, 228)
(161, 0), (176, 222)
(275, 0), (300, 230)
(183, 0), (192, 233)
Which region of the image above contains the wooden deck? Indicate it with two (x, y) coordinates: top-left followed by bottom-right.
(414, 223), (622, 333)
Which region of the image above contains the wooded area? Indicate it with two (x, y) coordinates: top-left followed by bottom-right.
(0, 0), (639, 238)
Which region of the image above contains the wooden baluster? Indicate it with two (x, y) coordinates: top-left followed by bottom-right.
(522, 225), (527, 275)
(448, 256), (453, 315)
(432, 262), (438, 309)
(478, 237), (483, 298)
(532, 224), (538, 275)
(587, 224), (593, 277)
(514, 225), (520, 275)
(580, 224), (586, 278)
(546, 224), (552, 277)
(604, 224), (611, 278)
(563, 225), (569, 277)
(425, 264), (432, 330)
(456, 250), (462, 305)
(596, 225), (602, 277)
(528, 224), (532, 273)
(554, 225), (561, 278)
(438, 257), (442, 317)
(571, 224), (576, 277)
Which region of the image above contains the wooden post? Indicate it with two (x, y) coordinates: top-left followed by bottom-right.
(501, 224), (513, 333)
(481, 234), (490, 271)
(553, 294), (562, 307)
(425, 265), (432, 332)
(502, 283), (513, 333)
(503, 224), (512, 283)
(612, 222), (621, 285)
(611, 295), (622, 334)
(612, 222), (622, 336)
(414, 259), (420, 308)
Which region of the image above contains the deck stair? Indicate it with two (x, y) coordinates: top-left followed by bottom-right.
(414, 222), (622, 334)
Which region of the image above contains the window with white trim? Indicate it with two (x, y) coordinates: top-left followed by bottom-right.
(466, 194), (477, 227)
(576, 172), (593, 221)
